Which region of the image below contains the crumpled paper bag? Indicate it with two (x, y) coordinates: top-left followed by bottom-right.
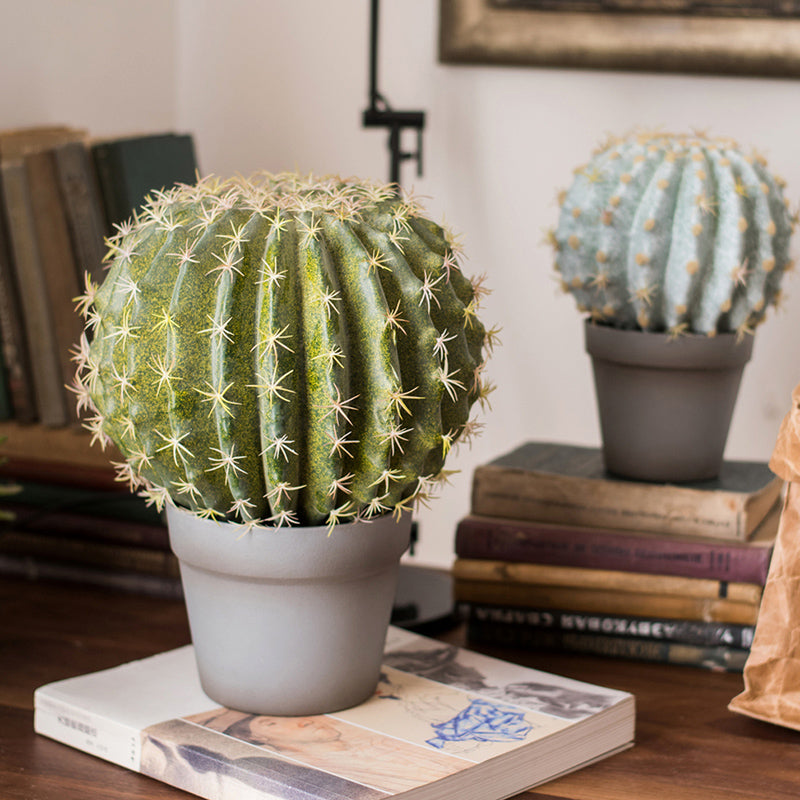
(729, 383), (800, 729)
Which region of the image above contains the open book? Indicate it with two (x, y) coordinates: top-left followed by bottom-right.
(34, 627), (635, 800)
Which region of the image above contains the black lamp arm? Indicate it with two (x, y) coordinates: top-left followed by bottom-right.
(363, 0), (426, 186)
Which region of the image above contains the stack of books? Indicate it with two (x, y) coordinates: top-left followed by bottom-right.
(454, 441), (783, 672)
(0, 125), (198, 427)
(0, 477), (180, 598)
(0, 417), (180, 598)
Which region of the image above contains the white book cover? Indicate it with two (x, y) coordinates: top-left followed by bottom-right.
(34, 626), (635, 800)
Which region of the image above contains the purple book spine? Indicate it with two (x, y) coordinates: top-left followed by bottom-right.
(455, 517), (773, 584)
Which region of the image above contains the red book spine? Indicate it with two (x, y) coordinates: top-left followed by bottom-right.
(455, 516), (774, 585)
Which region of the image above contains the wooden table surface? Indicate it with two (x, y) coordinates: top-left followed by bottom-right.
(2, 575), (799, 800)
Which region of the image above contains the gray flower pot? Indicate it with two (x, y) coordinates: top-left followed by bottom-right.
(584, 320), (754, 483)
(167, 504), (411, 716)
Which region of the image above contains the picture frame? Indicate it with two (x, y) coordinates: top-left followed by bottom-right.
(439, 0), (800, 77)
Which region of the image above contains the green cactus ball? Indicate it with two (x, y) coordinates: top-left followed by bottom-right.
(73, 172), (497, 529)
(551, 130), (796, 337)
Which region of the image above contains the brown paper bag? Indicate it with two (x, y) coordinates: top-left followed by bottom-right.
(729, 384), (800, 729)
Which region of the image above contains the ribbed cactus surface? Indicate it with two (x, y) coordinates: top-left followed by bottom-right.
(73, 173), (495, 528)
(553, 131), (795, 336)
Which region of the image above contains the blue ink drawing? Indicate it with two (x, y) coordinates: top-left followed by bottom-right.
(426, 699), (532, 749)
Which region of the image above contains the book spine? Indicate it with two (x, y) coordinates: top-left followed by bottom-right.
(10, 479), (165, 526)
(0, 530), (180, 578)
(0, 160), (67, 426)
(453, 578), (761, 625)
(0, 328), (13, 420)
(1, 552), (182, 599)
(52, 141), (108, 286)
(464, 602), (756, 648)
(0, 422), (120, 489)
(467, 620), (750, 672)
(0, 172), (32, 421)
(90, 142), (126, 234)
(0, 455), (119, 491)
(24, 149), (87, 423)
(471, 466), (756, 540)
(451, 558), (764, 603)
(5, 503), (168, 550)
(455, 516), (774, 584)
(34, 698), (141, 770)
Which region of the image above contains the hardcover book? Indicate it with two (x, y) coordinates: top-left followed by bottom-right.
(465, 603), (755, 650)
(0, 553), (183, 599)
(52, 139), (108, 286)
(8, 479), (166, 528)
(452, 558), (764, 603)
(467, 620), (749, 673)
(91, 132), (198, 231)
(472, 442), (782, 541)
(0, 327), (13, 421)
(453, 577), (761, 625)
(0, 169), (32, 421)
(0, 126), (87, 426)
(34, 627), (635, 800)
(455, 504), (779, 585)
(0, 529), (179, 578)
(0, 421), (122, 490)
(24, 146), (88, 421)
(0, 159), (68, 426)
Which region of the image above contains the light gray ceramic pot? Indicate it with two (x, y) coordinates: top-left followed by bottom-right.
(167, 504), (411, 716)
(585, 320), (754, 483)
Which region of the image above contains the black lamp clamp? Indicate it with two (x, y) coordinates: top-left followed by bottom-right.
(362, 0), (426, 188)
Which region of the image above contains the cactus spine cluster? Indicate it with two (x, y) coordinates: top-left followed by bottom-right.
(73, 173), (496, 529)
(551, 130), (795, 337)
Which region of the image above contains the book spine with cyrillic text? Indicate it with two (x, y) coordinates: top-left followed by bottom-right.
(464, 602), (755, 649)
(467, 619), (749, 672)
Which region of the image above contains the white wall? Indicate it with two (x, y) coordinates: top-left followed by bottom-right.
(0, 1), (177, 135)
(3, 1), (799, 567)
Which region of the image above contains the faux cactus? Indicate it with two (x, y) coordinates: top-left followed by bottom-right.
(551, 130), (795, 337)
(72, 172), (496, 529)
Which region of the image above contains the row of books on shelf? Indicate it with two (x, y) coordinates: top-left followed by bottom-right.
(454, 440), (783, 673)
(0, 475), (181, 599)
(0, 125), (198, 427)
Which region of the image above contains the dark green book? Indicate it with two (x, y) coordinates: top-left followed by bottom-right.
(6, 480), (165, 527)
(91, 132), (198, 232)
(467, 619), (750, 673)
(471, 441), (782, 541)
